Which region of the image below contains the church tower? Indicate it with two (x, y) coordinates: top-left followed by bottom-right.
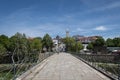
(66, 29), (69, 37)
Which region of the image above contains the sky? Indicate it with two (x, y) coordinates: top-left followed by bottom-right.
(0, 0), (120, 38)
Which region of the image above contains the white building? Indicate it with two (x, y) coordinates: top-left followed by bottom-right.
(53, 39), (58, 45)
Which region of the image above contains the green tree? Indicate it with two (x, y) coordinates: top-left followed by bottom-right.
(63, 37), (75, 51)
(0, 44), (6, 56)
(91, 37), (107, 53)
(106, 38), (114, 47)
(87, 43), (93, 50)
(92, 37), (105, 46)
(75, 42), (83, 52)
(113, 38), (120, 47)
(30, 38), (42, 52)
(63, 37), (83, 52)
(9, 32), (27, 52)
(9, 32), (29, 61)
(0, 44), (6, 63)
(0, 35), (10, 50)
(42, 34), (53, 51)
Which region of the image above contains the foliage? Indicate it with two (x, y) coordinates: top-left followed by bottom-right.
(86, 37), (120, 53)
(0, 35), (10, 50)
(63, 37), (75, 51)
(106, 38), (114, 47)
(97, 63), (119, 75)
(0, 32), (44, 63)
(87, 43), (93, 50)
(29, 38), (42, 52)
(106, 38), (120, 47)
(88, 37), (120, 51)
(88, 37), (107, 53)
(42, 34), (53, 51)
(0, 44), (6, 56)
(112, 38), (120, 47)
(0, 45), (7, 63)
(63, 37), (83, 52)
(0, 35), (8, 63)
(75, 42), (83, 52)
(92, 37), (105, 46)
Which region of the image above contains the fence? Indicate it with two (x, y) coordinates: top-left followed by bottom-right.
(72, 53), (120, 80)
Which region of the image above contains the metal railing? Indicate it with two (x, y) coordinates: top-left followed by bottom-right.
(71, 52), (120, 80)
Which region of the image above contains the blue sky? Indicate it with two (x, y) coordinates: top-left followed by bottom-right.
(0, 0), (120, 38)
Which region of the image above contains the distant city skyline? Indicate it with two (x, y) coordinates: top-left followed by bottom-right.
(0, 0), (120, 38)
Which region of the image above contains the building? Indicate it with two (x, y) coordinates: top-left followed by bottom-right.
(72, 35), (100, 51)
(78, 36), (99, 43)
(72, 35), (100, 43)
(72, 35), (84, 41)
(52, 36), (65, 52)
(53, 39), (58, 46)
(53, 35), (62, 46)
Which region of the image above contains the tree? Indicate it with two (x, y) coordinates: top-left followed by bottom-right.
(113, 38), (120, 47)
(106, 38), (114, 47)
(42, 34), (53, 51)
(0, 44), (6, 63)
(87, 43), (93, 50)
(91, 37), (107, 54)
(9, 32), (27, 52)
(92, 37), (105, 46)
(63, 37), (75, 51)
(9, 32), (29, 61)
(30, 38), (42, 52)
(0, 35), (10, 50)
(75, 42), (83, 52)
(106, 37), (120, 47)
(63, 37), (83, 52)
(0, 44), (6, 56)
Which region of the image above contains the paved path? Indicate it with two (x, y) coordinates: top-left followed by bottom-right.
(17, 53), (110, 80)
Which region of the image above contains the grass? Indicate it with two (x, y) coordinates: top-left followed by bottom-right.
(97, 63), (119, 75)
(0, 63), (37, 80)
(0, 72), (13, 80)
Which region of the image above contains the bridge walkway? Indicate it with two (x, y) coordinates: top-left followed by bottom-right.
(17, 52), (110, 80)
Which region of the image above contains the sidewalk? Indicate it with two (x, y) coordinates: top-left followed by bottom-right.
(17, 52), (110, 80)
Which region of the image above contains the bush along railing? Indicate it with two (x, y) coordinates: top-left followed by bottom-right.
(72, 52), (120, 80)
(0, 51), (54, 80)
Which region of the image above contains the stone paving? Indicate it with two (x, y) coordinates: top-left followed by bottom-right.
(16, 52), (110, 80)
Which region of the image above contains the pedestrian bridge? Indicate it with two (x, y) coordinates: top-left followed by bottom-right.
(16, 53), (112, 80)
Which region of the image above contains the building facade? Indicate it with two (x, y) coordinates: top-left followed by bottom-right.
(73, 35), (99, 43)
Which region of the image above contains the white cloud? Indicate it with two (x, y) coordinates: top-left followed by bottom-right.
(94, 26), (107, 31)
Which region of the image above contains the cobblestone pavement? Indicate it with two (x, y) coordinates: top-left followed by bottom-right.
(17, 52), (110, 80)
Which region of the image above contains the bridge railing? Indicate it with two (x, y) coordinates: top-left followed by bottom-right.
(71, 52), (120, 80)
(0, 52), (54, 80)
